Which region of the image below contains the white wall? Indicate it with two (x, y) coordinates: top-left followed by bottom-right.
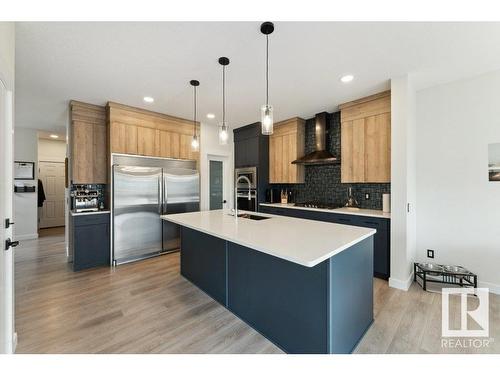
(390, 75), (417, 290)
(13, 128), (38, 240)
(199, 122), (234, 211)
(0, 22), (15, 90)
(416, 69), (500, 293)
(38, 138), (66, 162)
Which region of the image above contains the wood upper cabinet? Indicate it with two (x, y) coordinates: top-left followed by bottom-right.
(339, 91), (391, 183)
(269, 117), (305, 184)
(107, 102), (199, 166)
(137, 126), (156, 156)
(110, 122), (137, 155)
(70, 101), (107, 184)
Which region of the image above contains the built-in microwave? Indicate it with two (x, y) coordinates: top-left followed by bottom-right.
(235, 167), (257, 190)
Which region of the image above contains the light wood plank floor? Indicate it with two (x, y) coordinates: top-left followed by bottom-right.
(15, 228), (499, 354)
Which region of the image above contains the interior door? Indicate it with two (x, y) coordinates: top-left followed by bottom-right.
(113, 165), (162, 263)
(209, 160), (223, 210)
(39, 161), (65, 228)
(0, 79), (14, 353)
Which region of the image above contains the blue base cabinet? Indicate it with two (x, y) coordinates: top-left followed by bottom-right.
(179, 225), (374, 354)
(259, 205), (391, 280)
(180, 227), (227, 305)
(70, 213), (110, 271)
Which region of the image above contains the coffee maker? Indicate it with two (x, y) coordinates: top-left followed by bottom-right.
(71, 186), (100, 212)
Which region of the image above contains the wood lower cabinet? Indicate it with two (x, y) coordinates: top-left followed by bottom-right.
(340, 91), (391, 183)
(70, 101), (107, 184)
(107, 102), (199, 165)
(269, 117), (305, 184)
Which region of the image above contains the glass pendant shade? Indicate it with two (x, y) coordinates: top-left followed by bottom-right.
(218, 122), (229, 145)
(189, 79), (200, 152)
(261, 104), (274, 135)
(191, 134), (199, 151)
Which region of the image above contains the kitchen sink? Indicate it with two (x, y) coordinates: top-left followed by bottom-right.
(237, 213), (271, 221)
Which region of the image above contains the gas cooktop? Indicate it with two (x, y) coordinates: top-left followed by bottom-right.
(294, 202), (342, 210)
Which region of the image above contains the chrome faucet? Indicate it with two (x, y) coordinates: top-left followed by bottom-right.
(234, 175), (252, 218)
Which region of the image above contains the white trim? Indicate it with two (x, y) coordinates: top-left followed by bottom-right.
(12, 332), (17, 352)
(389, 271), (414, 291)
(14, 233), (38, 241)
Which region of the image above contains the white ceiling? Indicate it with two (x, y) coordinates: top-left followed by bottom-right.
(15, 22), (500, 134)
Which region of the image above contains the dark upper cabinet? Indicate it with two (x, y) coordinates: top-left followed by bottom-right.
(259, 205), (390, 280)
(234, 139), (258, 168)
(234, 124), (264, 168)
(234, 123), (269, 205)
(70, 212), (110, 271)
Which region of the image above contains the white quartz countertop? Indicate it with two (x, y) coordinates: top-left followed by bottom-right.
(161, 210), (375, 268)
(260, 203), (391, 219)
(70, 210), (110, 216)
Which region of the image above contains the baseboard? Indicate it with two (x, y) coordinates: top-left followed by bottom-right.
(478, 281), (500, 295)
(388, 272), (414, 291)
(14, 233), (38, 241)
(389, 273), (500, 296)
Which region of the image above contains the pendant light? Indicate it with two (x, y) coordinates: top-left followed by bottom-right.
(218, 57), (230, 145)
(190, 79), (200, 151)
(260, 21), (274, 135)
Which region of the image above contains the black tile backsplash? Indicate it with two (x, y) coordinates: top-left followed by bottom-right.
(270, 112), (390, 210)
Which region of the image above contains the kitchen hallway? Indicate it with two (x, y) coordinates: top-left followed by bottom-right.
(14, 231), (500, 354)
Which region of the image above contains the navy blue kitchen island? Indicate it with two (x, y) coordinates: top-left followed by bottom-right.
(163, 210), (376, 354)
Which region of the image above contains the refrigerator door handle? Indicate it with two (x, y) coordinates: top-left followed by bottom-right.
(158, 175), (162, 214)
(163, 176), (167, 214)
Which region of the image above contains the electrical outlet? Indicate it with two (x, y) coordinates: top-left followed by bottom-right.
(365, 193), (370, 200)
(427, 249), (435, 259)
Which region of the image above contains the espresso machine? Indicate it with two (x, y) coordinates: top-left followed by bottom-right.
(71, 185), (100, 212)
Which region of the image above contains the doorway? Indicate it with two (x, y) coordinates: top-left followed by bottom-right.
(209, 160), (224, 210)
(38, 161), (65, 228)
(37, 135), (67, 230)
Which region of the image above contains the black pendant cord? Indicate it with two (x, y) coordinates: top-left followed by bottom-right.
(193, 85), (197, 136)
(266, 34), (269, 106)
(217, 57), (230, 129)
(222, 64), (226, 124)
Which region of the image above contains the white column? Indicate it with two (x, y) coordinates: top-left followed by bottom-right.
(389, 75), (417, 290)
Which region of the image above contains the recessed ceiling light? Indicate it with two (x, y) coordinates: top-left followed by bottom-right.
(206, 113), (215, 119)
(143, 96), (154, 103)
(49, 134), (59, 139)
(340, 75), (354, 83)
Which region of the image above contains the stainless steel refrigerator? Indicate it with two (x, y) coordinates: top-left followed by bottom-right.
(112, 155), (199, 265)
